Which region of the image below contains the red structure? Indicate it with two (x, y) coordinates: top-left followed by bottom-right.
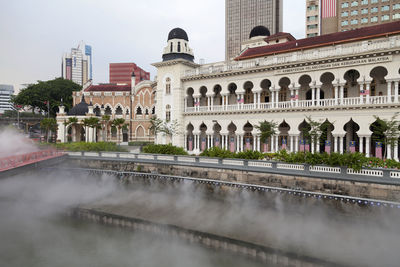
(0, 150), (65, 172)
(109, 63), (150, 86)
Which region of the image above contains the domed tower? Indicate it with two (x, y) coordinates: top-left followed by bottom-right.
(162, 28), (194, 62)
(152, 28), (198, 147)
(249, 25), (271, 39)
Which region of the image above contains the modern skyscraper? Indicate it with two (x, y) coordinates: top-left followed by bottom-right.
(225, 0), (283, 61)
(306, 0), (400, 37)
(0, 84), (14, 114)
(62, 42), (92, 86)
(109, 63), (150, 86)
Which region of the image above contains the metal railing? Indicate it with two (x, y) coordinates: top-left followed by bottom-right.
(67, 151), (400, 185)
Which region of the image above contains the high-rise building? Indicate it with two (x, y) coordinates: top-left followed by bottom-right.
(109, 63), (150, 86)
(61, 42), (92, 86)
(0, 84), (14, 114)
(306, 0), (400, 37)
(225, 0), (283, 61)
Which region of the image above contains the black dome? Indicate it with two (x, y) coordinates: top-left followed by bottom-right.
(68, 95), (89, 116)
(249, 26), (270, 39)
(168, 28), (189, 41)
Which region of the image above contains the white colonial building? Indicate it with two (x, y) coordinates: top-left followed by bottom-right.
(154, 22), (400, 159)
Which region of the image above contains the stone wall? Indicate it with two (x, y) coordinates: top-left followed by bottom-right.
(68, 158), (400, 201)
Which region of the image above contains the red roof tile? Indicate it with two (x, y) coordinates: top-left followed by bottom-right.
(236, 21), (400, 61)
(84, 84), (131, 92)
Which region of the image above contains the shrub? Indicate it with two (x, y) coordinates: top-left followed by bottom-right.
(128, 141), (153, 146)
(142, 144), (188, 155)
(200, 147), (234, 158)
(55, 142), (128, 152)
(234, 150), (265, 160)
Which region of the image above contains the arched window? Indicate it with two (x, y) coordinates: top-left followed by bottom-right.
(178, 42), (181, 52)
(166, 78), (171, 95)
(170, 43), (173, 52)
(105, 106), (112, 115)
(136, 106), (142, 115)
(166, 104), (171, 122)
(115, 106), (123, 115)
(145, 108), (149, 115)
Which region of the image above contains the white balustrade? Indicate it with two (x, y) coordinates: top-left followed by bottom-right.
(248, 161), (273, 168)
(310, 166), (341, 174)
(370, 96), (387, 105)
(347, 169), (383, 177)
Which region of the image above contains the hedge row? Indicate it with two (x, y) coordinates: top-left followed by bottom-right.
(142, 144), (188, 155)
(56, 142), (128, 152)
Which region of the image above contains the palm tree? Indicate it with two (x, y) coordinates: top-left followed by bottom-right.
(255, 120), (277, 152)
(40, 118), (58, 143)
(82, 118), (92, 142)
(111, 118), (126, 144)
(88, 117), (101, 142)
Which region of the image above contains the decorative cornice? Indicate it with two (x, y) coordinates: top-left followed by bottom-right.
(181, 50), (399, 82)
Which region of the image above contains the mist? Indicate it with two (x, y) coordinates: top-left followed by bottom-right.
(0, 127), (38, 157)
(0, 128), (400, 267)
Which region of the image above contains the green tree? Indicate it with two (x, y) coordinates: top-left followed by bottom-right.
(305, 116), (324, 153)
(40, 118), (58, 142)
(111, 118), (126, 144)
(374, 113), (400, 158)
(12, 78), (81, 116)
(255, 120), (278, 147)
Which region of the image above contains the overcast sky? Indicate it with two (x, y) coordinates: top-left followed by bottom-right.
(0, 0), (305, 92)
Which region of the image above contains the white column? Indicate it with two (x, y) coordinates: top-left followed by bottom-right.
(240, 135), (244, 152)
(334, 85), (339, 105)
(359, 136), (364, 154)
(257, 92), (261, 109)
(365, 136), (370, 158)
(387, 143), (392, 159)
(236, 94), (240, 109)
(211, 135), (214, 148)
(339, 85), (344, 105)
(311, 139), (315, 153)
(395, 81), (399, 103)
(290, 136), (294, 152)
(275, 135), (279, 152)
(253, 93), (257, 109)
(311, 87), (315, 106)
(270, 136), (275, 152)
(257, 136), (261, 152)
(316, 87), (321, 106)
(295, 135), (299, 152)
(339, 136), (344, 154)
(316, 139), (320, 153)
(295, 88), (299, 107)
(366, 83), (371, 104)
(271, 90), (275, 108)
(210, 97), (214, 111)
(290, 89), (294, 107)
(360, 84), (364, 104)
(184, 134), (187, 150)
(275, 91), (280, 108)
(236, 135), (240, 152)
(394, 141), (399, 161)
(387, 81), (393, 103)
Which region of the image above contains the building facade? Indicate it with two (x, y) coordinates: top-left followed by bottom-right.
(0, 84), (14, 114)
(109, 63), (150, 86)
(56, 76), (155, 143)
(307, 0), (400, 37)
(226, 0), (283, 60)
(154, 22), (400, 160)
(62, 42), (92, 86)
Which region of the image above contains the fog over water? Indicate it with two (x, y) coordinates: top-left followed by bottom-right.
(1, 129), (400, 266)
